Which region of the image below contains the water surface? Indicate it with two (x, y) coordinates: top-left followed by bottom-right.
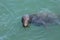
(0, 0), (60, 40)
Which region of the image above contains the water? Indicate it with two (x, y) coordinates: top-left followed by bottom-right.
(0, 0), (60, 40)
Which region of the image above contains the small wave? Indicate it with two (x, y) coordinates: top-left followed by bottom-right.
(39, 8), (53, 13)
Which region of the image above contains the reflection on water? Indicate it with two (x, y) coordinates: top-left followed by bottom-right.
(0, 0), (60, 40)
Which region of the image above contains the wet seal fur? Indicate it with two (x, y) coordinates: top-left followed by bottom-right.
(21, 12), (60, 28)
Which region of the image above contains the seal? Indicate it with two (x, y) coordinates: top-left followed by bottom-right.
(21, 12), (60, 27)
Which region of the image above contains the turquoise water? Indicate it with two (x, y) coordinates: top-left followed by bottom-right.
(0, 0), (60, 40)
